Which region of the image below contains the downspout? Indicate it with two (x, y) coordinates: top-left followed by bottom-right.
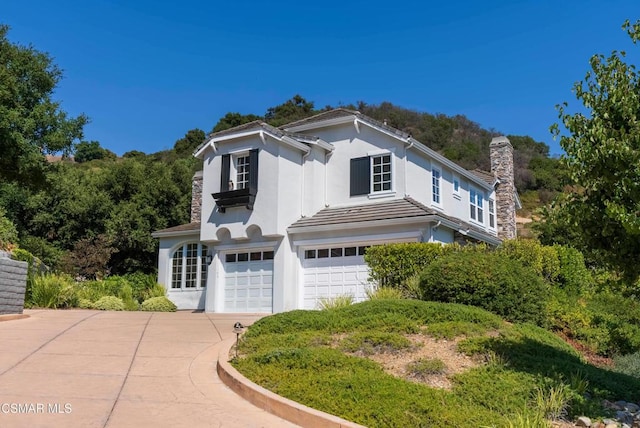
(404, 138), (414, 196)
(301, 149), (311, 217)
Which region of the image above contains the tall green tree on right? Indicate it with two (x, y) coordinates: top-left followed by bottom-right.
(544, 19), (640, 282)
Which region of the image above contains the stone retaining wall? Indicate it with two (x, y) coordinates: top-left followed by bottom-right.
(0, 257), (28, 315)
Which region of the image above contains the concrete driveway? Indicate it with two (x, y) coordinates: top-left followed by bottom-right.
(0, 309), (298, 428)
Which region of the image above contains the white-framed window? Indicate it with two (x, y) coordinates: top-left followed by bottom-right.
(350, 152), (395, 197)
(453, 175), (460, 197)
(432, 167), (441, 204)
(470, 188), (484, 224)
(371, 154), (392, 193)
(235, 154), (250, 190)
(171, 242), (208, 289)
(489, 199), (496, 228)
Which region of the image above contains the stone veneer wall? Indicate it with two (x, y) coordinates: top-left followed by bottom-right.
(191, 170), (203, 223)
(490, 136), (517, 240)
(0, 253), (28, 315)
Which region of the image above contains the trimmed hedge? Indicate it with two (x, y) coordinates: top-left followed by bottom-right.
(365, 242), (464, 288)
(419, 251), (549, 325)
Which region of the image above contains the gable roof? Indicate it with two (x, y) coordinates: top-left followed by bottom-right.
(193, 121), (333, 158)
(283, 109), (495, 191)
(288, 197), (501, 246)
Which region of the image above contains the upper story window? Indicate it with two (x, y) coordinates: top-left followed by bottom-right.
(453, 175), (460, 198)
(235, 155), (250, 190)
(171, 242), (208, 290)
(372, 154), (392, 193)
(489, 199), (496, 228)
(432, 168), (441, 205)
(214, 149), (259, 211)
(470, 188), (484, 224)
(221, 151), (257, 192)
(350, 152), (394, 197)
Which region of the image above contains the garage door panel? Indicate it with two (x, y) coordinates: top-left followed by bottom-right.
(224, 252), (273, 313)
(303, 248), (370, 310)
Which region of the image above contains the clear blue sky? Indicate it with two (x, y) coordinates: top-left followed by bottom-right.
(4, 0), (638, 156)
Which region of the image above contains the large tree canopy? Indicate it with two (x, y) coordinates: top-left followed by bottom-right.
(0, 25), (87, 186)
(543, 20), (640, 281)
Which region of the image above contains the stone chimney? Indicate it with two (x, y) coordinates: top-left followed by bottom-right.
(490, 136), (516, 240)
(191, 171), (203, 223)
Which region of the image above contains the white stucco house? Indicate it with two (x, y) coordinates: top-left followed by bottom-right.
(152, 109), (520, 313)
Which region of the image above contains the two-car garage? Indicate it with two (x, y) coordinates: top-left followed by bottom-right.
(219, 245), (371, 313)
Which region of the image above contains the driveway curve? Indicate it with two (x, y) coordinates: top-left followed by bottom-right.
(0, 309), (298, 428)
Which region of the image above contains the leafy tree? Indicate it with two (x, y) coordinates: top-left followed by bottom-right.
(74, 140), (116, 163)
(212, 112), (262, 133)
(546, 19), (640, 281)
(0, 25), (87, 187)
(0, 207), (18, 251)
(173, 128), (206, 156)
(61, 234), (115, 279)
(122, 150), (146, 159)
(264, 94), (316, 127)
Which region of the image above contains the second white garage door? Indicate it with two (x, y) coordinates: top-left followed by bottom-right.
(223, 250), (274, 313)
(302, 245), (370, 310)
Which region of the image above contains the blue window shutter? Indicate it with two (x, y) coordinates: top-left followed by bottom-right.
(350, 157), (370, 196)
(249, 148), (259, 194)
(221, 154), (230, 191)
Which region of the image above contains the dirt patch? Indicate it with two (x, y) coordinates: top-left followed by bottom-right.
(337, 333), (483, 389)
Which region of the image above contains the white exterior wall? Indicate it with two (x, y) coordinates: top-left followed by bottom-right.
(156, 234), (206, 310)
(200, 135), (305, 242)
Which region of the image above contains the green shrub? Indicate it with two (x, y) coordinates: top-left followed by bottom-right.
(93, 296), (125, 311)
(499, 239), (560, 283)
(121, 272), (164, 302)
(30, 274), (77, 308)
(419, 251), (549, 325)
(407, 357), (446, 377)
(118, 284), (140, 311)
(554, 245), (594, 294)
(140, 296), (177, 312)
(365, 242), (453, 288)
(74, 280), (116, 302)
(613, 351), (640, 378)
(12, 248), (37, 304)
(78, 298), (94, 309)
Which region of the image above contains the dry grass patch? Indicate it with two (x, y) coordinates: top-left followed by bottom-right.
(336, 332), (483, 389)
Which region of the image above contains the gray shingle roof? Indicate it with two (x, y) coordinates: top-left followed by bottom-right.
(288, 197), (498, 244)
(282, 108), (413, 142)
(193, 121), (323, 155)
(289, 197), (433, 229)
(469, 169), (497, 186)
(152, 222), (200, 237)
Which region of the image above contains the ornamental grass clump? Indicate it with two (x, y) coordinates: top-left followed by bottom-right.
(140, 296), (177, 312)
(30, 274), (77, 308)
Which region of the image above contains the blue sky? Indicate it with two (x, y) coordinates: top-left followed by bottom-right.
(3, 1), (638, 156)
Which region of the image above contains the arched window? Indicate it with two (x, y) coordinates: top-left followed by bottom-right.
(171, 243), (208, 289)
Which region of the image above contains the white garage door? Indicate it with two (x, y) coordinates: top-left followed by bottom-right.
(302, 245), (370, 309)
(223, 250), (274, 313)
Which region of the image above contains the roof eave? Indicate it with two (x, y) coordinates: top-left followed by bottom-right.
(195, 127), (311, 158)
(151, 229), (201, 239)
(283, 114), (356, 132)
